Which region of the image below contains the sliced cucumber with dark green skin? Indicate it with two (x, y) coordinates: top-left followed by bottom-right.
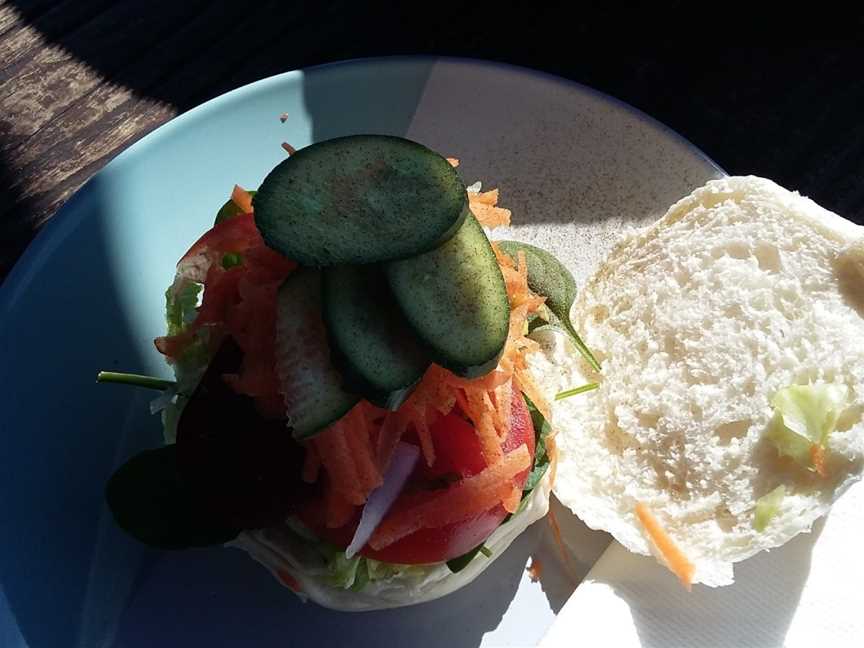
(254, 135), (469, 266)
(275, 268), (360, 439)
(323, 264), (431, 410)
(386, 213), (509, 378)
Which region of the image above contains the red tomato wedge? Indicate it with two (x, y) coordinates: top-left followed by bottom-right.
(303, 393), (535, 564)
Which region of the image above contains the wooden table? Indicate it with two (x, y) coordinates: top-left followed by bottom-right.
(2, 2), (862, 280)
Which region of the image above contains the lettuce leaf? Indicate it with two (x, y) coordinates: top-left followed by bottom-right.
(766, 384), (848, 471)
(165, 281), (202, 337)
(754, 485), (786, 532)
(160, 279), (211, 444)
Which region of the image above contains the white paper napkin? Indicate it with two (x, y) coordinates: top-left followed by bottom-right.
(540, 481), (864, 648)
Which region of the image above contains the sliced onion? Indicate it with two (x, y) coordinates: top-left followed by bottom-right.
(467, 181), (482, 193)
(345, 442), (420, 559)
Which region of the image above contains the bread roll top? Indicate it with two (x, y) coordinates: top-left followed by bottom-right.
(543, 176), (864, 586)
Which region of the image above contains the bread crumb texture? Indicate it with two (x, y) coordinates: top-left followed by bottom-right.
(545, 176), (864, 586)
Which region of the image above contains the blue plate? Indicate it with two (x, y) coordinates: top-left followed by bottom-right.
(0, 57), (722, 648)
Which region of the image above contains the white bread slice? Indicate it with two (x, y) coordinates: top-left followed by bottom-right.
(543, 176), (864, 586)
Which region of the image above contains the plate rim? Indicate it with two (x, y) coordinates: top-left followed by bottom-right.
(0, 55), (724, 303)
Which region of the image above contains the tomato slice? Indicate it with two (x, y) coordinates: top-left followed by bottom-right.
(303, 393), (535, 564)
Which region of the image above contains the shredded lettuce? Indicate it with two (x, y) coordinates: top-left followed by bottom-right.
(326, 551), (364, 589)
(160, 280), (212, 444)
(277, 519), (430, 592)
(766, 383), (849, 471)
(754, 485), (786, 532)
(324, 551), (427, 591)
(325, 552), (427, 590)
(165, 281), (202, 336)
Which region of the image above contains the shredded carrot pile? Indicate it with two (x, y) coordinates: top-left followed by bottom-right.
(312, 402), (384, 508)
(469, 188), (511, 228)
(635, 502), (696, 590)
(369, 445), (531, 549)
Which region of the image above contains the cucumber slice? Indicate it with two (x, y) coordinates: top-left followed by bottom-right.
(323, 265), (431, 410)
(386, 214), (509, 378)
(275, 268), (360, 439)
(254, 135), (469, 266)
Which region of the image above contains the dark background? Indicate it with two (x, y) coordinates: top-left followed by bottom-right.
(1, 1), (863, 280)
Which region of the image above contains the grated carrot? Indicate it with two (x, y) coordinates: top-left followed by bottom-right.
(313, 419), (365, 506)
(482, 391), (504, 441)
(464, 389), (504, 465)
(231, 184), (254, 214)
(376, 411), (407, 473)
(810, 444), (828, 477)
(370, 445), (531, 549)
(502, 484), (522, 513)
(470, 202), (511, 228)
(343, 407), (383, 493)
(281, 142), (296, 155)
(514, 361), (550, 422)
(635, 502), (696, 590)
(446, 157), (460, 167)
(470, 188), (499, 205)
(413, 405), (437, 467)
(301, 443), (321, 483)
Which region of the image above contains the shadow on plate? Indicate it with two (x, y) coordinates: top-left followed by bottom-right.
(530, 497), (612, 614)
(110, 525), (539, 648)
(0, 177), (162, 648)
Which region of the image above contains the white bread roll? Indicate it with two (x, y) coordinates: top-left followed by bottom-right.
(540, 176), (864, 586)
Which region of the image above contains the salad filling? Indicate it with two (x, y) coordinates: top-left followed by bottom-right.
(101, 138), (592, 606)
(151, 182), (553, 588)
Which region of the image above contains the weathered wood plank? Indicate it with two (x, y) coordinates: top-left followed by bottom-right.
(0, 0), (115, 82)
(0, 1), (206, 153)
(0, 5), (20, 37)
(10, 96), (174, 214)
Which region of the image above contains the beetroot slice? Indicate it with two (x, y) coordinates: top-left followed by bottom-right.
(176, 338), (314, 530)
